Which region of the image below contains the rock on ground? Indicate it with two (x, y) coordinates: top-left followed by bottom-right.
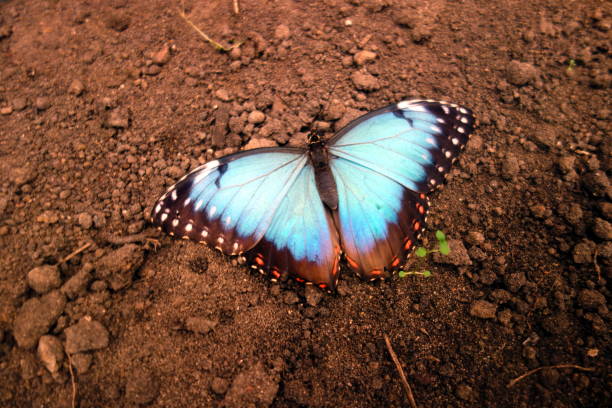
(64, 317), (109, 354)
(95, 244), (144, 291)
(223, 362), (279, 408)
(37, 335), (64, 373)
(27, 265), (61, 294)
(13, 290), (66, 349)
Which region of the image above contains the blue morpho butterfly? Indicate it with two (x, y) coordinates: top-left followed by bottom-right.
(151, 100), (474, 291)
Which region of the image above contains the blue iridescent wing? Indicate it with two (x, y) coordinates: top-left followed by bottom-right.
(151, 148), (307, 254)
(248, 164), (341, 290)
(328, 100), (475, 279)
(151, 148), (341, 289)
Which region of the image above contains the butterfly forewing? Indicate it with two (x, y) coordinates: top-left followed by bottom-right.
(151, 148), (308, 255)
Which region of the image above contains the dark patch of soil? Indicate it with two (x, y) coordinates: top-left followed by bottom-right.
(0, 0), (610, 407)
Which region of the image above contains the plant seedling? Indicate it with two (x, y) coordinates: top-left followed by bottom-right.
(398, 230), (450, 278)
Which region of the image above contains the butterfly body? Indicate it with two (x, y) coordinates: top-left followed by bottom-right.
(151, 100), (475, 290)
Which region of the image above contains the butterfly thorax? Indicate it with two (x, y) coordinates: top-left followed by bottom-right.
(308, 141), (339, 211)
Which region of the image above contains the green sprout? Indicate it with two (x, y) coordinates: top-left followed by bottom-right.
(399, 230), (450, 278)
(567, 59), (577, 73)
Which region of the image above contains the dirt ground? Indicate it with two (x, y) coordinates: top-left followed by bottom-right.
(0, 0), (610, 407)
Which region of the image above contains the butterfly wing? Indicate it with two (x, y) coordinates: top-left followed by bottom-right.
(151, 148), (309, 255)
(328, 100), (475, 279)
(151, 147), (341, 289)
(248, 164), (341, 290)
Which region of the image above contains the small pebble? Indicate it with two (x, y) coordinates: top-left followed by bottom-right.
(304, 285), (323, 307)
(353, 50), (377, 66)
(27, 265), (62, 295)
(35, 96), (51, 111)
(577, 289), (606, 310)
(274, 24), (291, 40)
(572, 240), (595, 264)
(152, 45), (171, 65)
(71, 353), (93, 374)
(223, 362), (279, 407)
(106, 109), (129, 128)
(211, 377), (230, 395)
(593, 218), (612, 240)
(77, 212), (93, 229)
(68, 79), (85, 96)
(504, 272), (527, 293)
(12, 97), (28, 111)
(456, 384), (473, 401)
(13, 290), (66, 349)
(64, 317), (110, 353)
(184, 316), (218, 335)
(37, 335), (64, 373)
(247, 110), (266, 124)
(469, 300), (497, 319)
(351, 71), (380, 92)
(506, 60), (539, 86)
(215, 89), (232, 102)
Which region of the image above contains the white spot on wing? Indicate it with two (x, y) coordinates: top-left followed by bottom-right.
(457, 126), (465, 134)
(233, 242), (239, 251)
(201, 230), (208, 238)
(195, 200), (204, 210)
(185, 223), (193, 232)
(452, 137), (459, 145)
(217, 237), (224, 244)
(154, 204), (161, 214)
(445, 151), (452, 158)
(209, 206), (217, 217)
(172, 219), (179, 227)
(225, 216), (231, 225)
(460, 117), (468, 124)
(426, 137), (436, 145)
(459, 107), (468, 114)
(436, 118), (445, 124)
(171, 190), (178, 201)
(430, 125), (441, 133)
(161, 213), (168, 222)
(442, 105), (450, 115)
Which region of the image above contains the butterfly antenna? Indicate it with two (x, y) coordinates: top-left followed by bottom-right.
(308, 81), (339, 143)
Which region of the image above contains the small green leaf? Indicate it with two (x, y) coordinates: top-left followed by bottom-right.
(439, 241), (450, 255)
(435, 230), (446, 242)
(422, 270), (432, 277)
(415, 247), (428, 257)
(398, 271), (407, 278)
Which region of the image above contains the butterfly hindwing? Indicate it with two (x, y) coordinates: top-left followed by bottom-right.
(331, 156), (429, 279)
(151, 148), (308, 255)
(248, 164), (341, 290)
(328, 100), (474, 278)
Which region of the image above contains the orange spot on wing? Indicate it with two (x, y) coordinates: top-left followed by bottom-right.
(295, 277), (305, 283)
(419, 193), (426, 200)
(318, 283), (327, 289)
(271, 268), (281, 279)
(390, 257), (400, 268)
(254, 255), (265, 266)
(404, 239), (413, 250)
(417, 204), (425, 214)
(345, 255), (359, 270)
(413, 221), (421, 231)
(370, 269), (383, 276)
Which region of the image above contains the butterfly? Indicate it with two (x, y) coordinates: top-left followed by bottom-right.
(150, 100), (474, 291)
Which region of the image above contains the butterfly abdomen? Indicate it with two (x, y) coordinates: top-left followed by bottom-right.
(309, 142), (339, 211)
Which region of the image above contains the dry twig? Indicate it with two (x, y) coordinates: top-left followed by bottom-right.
(384, 334), (418, 408)
(60, 242), (92, 264)
(178, 3), (241, 52)
(507, 364), (595, 388)
(233, 0), (240, 14)
(66, 353), (77, 408)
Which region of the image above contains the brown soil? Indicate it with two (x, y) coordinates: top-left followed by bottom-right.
(0, 0), (610, 407)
